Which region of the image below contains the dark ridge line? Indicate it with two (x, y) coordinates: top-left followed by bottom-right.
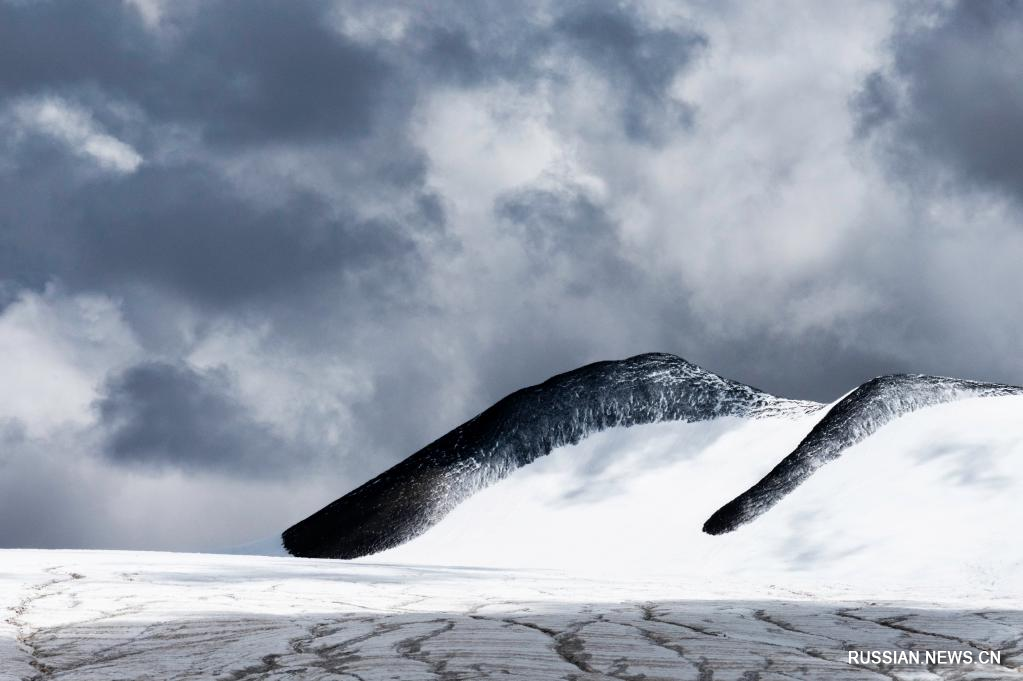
(703, 374), (1023, 535)
(283, 352), (818, 559)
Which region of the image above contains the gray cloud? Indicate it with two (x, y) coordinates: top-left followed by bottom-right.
(855, 1), (1023, 201)
(0, 0), (705, 311)
(97, 361), (300, 476)
(389, 1), (707, 139)
(0, 427), (106, 550)
(0, 0), (432, 310)
(0, 0), (395, 146)
(850, 71), (897, 138)
(4, 162), (419, 307)
(0, 418), (337, 550)
(496, 184), (637, 295)
(553, 4), (706, 142)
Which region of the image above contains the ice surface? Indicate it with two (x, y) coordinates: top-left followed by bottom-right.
(2, 549), (1022, 680)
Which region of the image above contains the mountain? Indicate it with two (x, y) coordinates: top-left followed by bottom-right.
(283, 353), (820, 559)
(704, 373), (1023, 535)
(283, 353), (1023, 584)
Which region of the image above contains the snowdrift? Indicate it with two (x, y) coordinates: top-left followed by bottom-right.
(373, 394), (1023, 596)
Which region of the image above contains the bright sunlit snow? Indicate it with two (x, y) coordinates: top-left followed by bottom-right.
(376, 395), (1023, 597)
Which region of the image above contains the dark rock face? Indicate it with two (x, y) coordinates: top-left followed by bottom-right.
(283, 353), (818, 559)
(703, 374), (1023, 536)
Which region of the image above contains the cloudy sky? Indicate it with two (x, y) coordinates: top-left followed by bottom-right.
(2, 0), (1022, 550)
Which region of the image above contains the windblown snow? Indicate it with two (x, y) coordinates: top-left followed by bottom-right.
(373, 394), (1023, 598)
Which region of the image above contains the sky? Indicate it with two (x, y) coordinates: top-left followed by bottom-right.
(2, 0), (1022, 551)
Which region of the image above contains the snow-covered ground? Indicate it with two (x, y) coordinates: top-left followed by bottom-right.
(2, 549), (1022, 680)
(3, 396), (1023, 679)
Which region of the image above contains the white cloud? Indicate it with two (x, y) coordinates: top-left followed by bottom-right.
(0, 286), (141, 436)
(123, 0), (165, 28)
(415, 84), (565, 230)
(12, 96), (143, 173)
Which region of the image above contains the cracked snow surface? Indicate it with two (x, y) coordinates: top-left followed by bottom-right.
(2, 550), (1021, 680)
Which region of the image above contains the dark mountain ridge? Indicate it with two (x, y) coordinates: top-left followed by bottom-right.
(283, 353), (819, 559)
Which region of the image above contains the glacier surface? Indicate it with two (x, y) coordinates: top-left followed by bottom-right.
(2, 548), (1022, 680)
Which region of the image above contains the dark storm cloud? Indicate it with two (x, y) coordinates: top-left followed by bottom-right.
(97, 361), (300, 476)
(0, 0), (394, 146)
(0, 0), (430, 311)
(0, 161), (419, 307)
(0, 0), (705, 309)
(1, 0), (703, 147)
(855, 0), (1023, 200)
(399, 1), (706, 139)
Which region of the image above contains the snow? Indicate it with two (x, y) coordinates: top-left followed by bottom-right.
(2, 549), (1022, 680)
(376, 395), (1023, 598)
